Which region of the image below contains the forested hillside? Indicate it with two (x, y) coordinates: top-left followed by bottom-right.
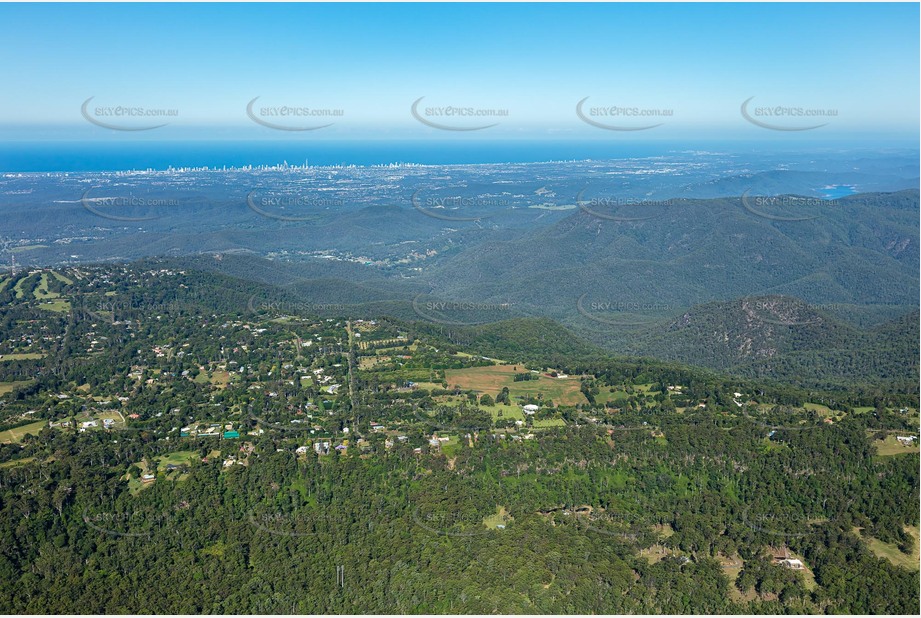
(0, 264), (917, 614)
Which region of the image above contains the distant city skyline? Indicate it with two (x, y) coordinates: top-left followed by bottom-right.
(0, 2), (918, 142)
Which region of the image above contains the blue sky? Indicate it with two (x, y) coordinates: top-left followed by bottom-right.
(0, 2), (918, 141)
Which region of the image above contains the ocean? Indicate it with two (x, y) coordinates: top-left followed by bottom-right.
(0, 139), (761, 173)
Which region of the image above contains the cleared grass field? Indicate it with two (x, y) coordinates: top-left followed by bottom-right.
(195, 370), (232, 386)
(804, 402), (835, 416)
(358, 356), (384, 369)
(33, 273), (59, 300)
(39, 299), (71, 312)
(0, 352), (46, 361)
(126, 460), (152, 494)
(484, 404), (524, 422)
(1, 420), (47, 443)
(12, 275), (30, 299)
(482, 506), (513, 530)
(95, 410), (125, 426)
(157, 450), (199, 471)
(372, 343), (418, 354)
(715, 554), (744, 593)
(436, 398), (524, 422)
(413, 381), (445, 390)
(10, 245), (47, 253)
(126, 451), (199, 493)
(595, 389), (629, 404)
(0, 380), (32, 395)
(639, 544), (684, 564)
(440, 436), (462, 457)
(444, 365), (586, 406)
(532, 418), (566, 429)
(855, 526), (919, 570)
(872, 435), (920, 457)
(0, 456), (36, 469)
(50, 271), (74, 285)
(356, 337), (408, 351)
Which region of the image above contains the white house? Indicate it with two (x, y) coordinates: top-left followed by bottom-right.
(522, 404), (539, 415)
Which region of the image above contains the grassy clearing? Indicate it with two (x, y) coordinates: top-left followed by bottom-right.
(10, 245), (47, 253)
(444, 365), (586, 406)
(95, 410), (125, 425)
(1, 420), (47, 443)
(372, 343), (418, 354)
(639, 544), (684, 564)
(157, 450), (199, 472)
(126, 460), (151, 495)
(12, 275), (30, 299)
(532, 418), (566, 429)
(595, 389), (629, 404)
(33, 273), (59, 300)
(437, 398), (525, 423)
(50, 270), (74, 285)
(717, 554), (745, 596)
(803, 402), (835, 416)
(873, 435), (920, 457)
(0, 352), (45, 361)
(0, 380), (32, 395)
(0, 456), (36, 469)
(855, 526), (919, 570)
(440, 437), (462, 457)
(124, 452), (199, 493)
(482, 506), (513, 530)
(39, 299), (71, 312)
(210, 370), (231, 387)
(413, 381), (444, 390)
(359, 355), (389, 369)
